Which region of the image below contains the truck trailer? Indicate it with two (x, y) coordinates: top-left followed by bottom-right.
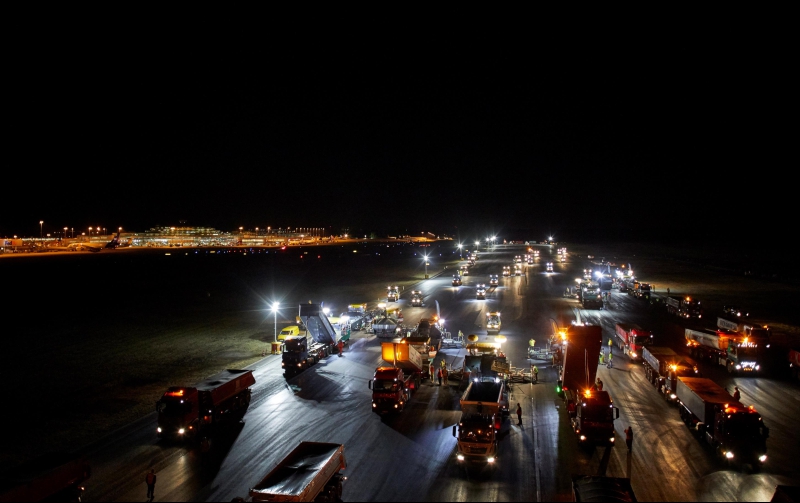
(156, 368), (255, 441)
(613, 323), (653, 361)
(666, 295), (703, 319)
(248, 441), (347, 502)
(452, 380), (505, 465)
(675, 377), (769, 468)
(369, 342), (424, 414)
(558, 324), (618, 447)
(685, 328), (768, 375)
(642, 346), (700, 403)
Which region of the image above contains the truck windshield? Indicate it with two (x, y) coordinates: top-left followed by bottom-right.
(372, 380), (400, 391)
(580, 403), (614, 422)
(724, 414), (764, 436)
(459, 418), (494, 442)
(157, 400), (191, 416)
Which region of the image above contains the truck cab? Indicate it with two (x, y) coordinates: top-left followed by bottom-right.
(476, 284), (487, 300)
(452, 275), (462, 286)
(546, 262), (554, 273)
(410, 290), (423, 306)
(369, 366), (415, 413)
(489, 274), (499, 286)
(156, 387), (201, 439)
(387, 286), (399, 302)
(486, 312), (501, 332)
(282, 335), (326, 375)
(571, 389), (619, 447)
(634, 282), (651, 300)
(502, 266), (511, 277)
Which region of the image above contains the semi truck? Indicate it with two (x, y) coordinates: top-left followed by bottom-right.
(452, 380), (505, 465)
(675, 377), (769, 468)
(156, 368), (255, 441)
(642, 346), (700, 403)
(613, 323), (653, 361)
(558, 324), (618, 447)
(716, 316), (772, 341)
(685, 328), (768, 375)
(369, 342), (424, 414)
(666, 295), (703, 319)
(283, 304), (342, 377)
(248, 441), (347, 502)
(0, 452), (91, 503)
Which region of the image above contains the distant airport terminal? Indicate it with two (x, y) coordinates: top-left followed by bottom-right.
(1, 226), (446, 254)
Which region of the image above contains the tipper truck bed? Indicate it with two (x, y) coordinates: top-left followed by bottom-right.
(249, 441), (347, 502)
(453, 380), (505, 465)
(369, 342), (423, 413)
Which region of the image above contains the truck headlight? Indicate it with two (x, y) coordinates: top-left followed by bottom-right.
(297, 363), (302, 367)
(157, 427), (162, 433)
(609, 437), (615, 443)
(580, 435), (586, 441)
(457, 454), (465, 461)
(670, 393), (677, 400)
(178, 428), (185, 435)
(372, 403), (376, 408)
(759, 455), (767, 463)
(735, 365), (741, 370)
(755, 365), (760, 370)
(725, 451), (734, 459)
(487, 457), (495, 463)
(630, 352), (637, 359)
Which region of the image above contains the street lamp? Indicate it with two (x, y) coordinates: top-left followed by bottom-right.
(475, 240), (480, 251)
(39, 221), (43, 241)
(424, 254), (429, 279)
(457, 243), (462, 259)
(64, 227), (68, 240)
(272, 302), (280, 343)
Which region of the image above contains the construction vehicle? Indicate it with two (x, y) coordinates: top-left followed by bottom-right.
(452, 380), (506, 465)
(156, 368), (255, 440)
(613, 323), (653, 361)
(790, 348), (800, 381)
(685, 328), (768, 375)
(386, 286), (399, 302)
(675, 377), (769, 468)
(572, 475), (636, 503)
(502, 266), (511, 277)
(580, 282), (603, 309)
(642, 346), (700, 403)
(410, 290), (423, 307)
(369, 342), (423, 414)
(546, 262), (554, 273)
(558, 324), (618, 447)
(452, 275), (462, 286)
(633, 282), (651, 300)
(248, 441), (347, 502)
(0, 452), (91, 503)
(666, 295), (703, 319)
(489, 274), (499, 286)
(716, 316), (772, 341)
(476, 284), (487, 300)
(283, 304), (342, 377)
(486, 312), (501, 333)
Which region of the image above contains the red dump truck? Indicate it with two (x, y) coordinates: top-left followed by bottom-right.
(248, 441), (347, 502)
(452, 380), (505, 465)
(369, 342), (424, 414)
(156, 368), (255, 441)
(0, 453), (91, 503)
(558, 324), (619, 447)
(675, 377), (769, 468)
(613, 323), (653, 361)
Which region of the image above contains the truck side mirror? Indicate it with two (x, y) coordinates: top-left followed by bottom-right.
(452, 425), (457, 437)
(368, 380), (373, 390)
(615, 408), (620, 419)
(763, 425), (770, 439)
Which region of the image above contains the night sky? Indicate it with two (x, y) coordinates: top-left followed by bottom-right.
(4, 26), (788, 245)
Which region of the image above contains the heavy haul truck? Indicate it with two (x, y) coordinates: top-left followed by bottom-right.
(369, 342), (424, 414)
(156, 368), (255, 441)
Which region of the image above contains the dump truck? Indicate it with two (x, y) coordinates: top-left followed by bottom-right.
(666, 295), (703, 319)
(486, 312), (502, 332)
(580, 282), (603, 309)
(410, 290), (423, 307)
(685, 327), (768, 375)
(642, 346), (700, 403)
(283, 304), (341, 377)
(0, 452), (91, 503)
(156, 368), (255, 441)
(572, 475), (636, 502)
(716, 316), (772, 341)
(675, 377), (769, 467)
(558, 324), (618, 447)
(613, 323), (653, 361)
(369, 342), (424, 414)
(248, 441), (347, 502)
(452, 380), (505, 465)
(387, 285), (399, 302)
